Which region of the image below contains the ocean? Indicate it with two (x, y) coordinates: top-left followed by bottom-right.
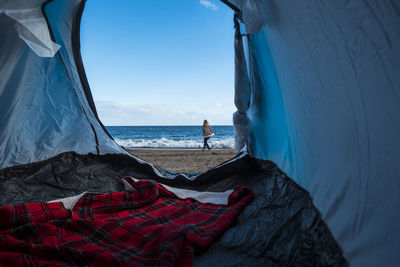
(106, 126), (234, 150)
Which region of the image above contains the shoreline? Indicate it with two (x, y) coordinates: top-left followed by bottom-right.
(127, 149), (236, 173)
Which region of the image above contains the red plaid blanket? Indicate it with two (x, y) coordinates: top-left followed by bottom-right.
(0, 178), (253, 266)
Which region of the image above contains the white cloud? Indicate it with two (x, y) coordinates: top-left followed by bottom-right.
(216, 102), (222, 107)
(199, 0), (218, 11)
(95, 101), (234, 126)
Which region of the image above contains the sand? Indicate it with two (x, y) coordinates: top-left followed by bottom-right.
(127, 149), (237, 173)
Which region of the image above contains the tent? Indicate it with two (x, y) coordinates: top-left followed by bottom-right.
(0, 0), (399, 266)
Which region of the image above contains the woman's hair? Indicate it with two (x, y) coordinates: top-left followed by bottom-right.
(203, 120), (209, 126)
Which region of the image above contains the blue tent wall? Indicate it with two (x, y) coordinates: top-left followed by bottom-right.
(229, 0), (400, 266)
(246, 30), (293, 183)
(44, 0), (124, 155)
(0, 0), (126, 169)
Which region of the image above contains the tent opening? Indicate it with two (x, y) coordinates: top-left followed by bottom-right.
(80, 1), (237, 173)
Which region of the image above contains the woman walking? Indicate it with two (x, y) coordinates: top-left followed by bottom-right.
(202, 120), (214, 151)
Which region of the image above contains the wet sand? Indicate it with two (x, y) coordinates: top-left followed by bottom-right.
(127, 149), (236, 173)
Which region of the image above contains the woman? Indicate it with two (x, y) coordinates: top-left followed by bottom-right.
(202, 120), (214, 151)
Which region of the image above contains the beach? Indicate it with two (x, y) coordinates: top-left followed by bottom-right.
(128, 149), (236, 173)
(109, 125), (236, 173)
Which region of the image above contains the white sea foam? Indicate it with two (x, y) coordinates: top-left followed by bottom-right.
(115, 137), (234, 149)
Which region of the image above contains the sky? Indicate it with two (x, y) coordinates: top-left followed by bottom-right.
(81, 0), (235, 126)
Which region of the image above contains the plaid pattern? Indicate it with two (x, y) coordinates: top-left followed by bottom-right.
(0, 178), (253, 266)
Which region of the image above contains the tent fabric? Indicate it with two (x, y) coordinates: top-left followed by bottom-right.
(224, 0), (265, 34)
(0, 0), (127, 170)
(233, 15), (251, 153)
(0, 6), (60, 57)
(0, 152), (347, 266)
(225, 0), (400, 266)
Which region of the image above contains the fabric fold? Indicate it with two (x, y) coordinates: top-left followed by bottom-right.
(2, 7), (60, 57)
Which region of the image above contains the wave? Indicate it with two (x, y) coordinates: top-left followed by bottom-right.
(115, 137), (234, 149)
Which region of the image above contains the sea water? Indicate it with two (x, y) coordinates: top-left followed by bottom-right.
(106, 126), (234, 149)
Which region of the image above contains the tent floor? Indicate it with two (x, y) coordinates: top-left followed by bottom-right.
(0, 152), (347, 266)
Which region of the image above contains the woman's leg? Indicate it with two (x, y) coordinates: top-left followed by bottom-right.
(205, 137), (211, 150)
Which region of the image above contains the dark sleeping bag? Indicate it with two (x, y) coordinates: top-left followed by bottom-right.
(0, 152), (347, 266)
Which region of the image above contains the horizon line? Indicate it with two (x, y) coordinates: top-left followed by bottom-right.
(105, 125), (234, 127)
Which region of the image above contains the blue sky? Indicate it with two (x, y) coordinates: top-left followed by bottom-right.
(81, 0), (235, 126)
